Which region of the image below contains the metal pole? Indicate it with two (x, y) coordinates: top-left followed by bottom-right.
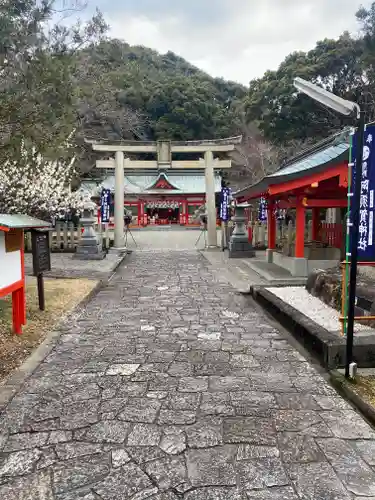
(345, 110), (366, 378)
(37, 273), (45, 311)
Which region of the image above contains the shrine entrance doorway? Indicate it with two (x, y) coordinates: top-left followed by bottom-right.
(146, 206), (180, 225)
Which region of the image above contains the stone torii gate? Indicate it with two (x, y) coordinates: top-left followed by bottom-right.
(87, 137), (241, 250)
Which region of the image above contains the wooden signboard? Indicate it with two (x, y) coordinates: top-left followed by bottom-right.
(31, 230), (51, 276)
(31, 230), (51, 311)
(5, 229), (23, 253)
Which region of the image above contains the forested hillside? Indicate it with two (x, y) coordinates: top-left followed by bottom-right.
(77, 40), (247, 143)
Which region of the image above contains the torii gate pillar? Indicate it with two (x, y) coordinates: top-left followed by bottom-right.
(113, 151), (125, 250)
(204, 150), (217, 248)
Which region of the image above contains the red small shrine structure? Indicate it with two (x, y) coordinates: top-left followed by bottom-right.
(235, 130), (350, 277)
(0, 214), (50, 334)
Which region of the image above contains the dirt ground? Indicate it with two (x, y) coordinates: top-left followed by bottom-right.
(350, 375), (375, 409)
(0, 277), (97, 382)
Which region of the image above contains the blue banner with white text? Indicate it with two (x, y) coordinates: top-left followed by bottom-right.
(351, 125), (375, 261)
(100, 189), (111, 224)
(220, 187), (230, 221)
(258, 197), (267, 222)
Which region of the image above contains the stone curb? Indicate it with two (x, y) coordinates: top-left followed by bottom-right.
(251, 285), (375, 370)
(330, 370), (375, 427)
(252, 285), (343, 369)
(0, 252), (128, 412)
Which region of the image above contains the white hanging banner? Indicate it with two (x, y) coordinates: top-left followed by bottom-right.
(146, 201), (179, 209)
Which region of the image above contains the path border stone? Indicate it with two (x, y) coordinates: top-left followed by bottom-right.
(251, 285), (375, 369)
(0, 252), (128, 412)
(330, 371), (375, 428)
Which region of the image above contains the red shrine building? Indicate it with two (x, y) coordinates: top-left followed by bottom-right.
(105, 170), (221, 226)
(81, 137), (238, 228)
(81, 169), (222, 226)
(235, 130), (350, 277)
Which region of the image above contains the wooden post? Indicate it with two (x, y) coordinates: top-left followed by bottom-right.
(68, 221), (74, 250)
(12, 288), (23, 334)
(287, 221), (293, 254)
(295, 198), (305, 258)
(267, 205), (276, 250)
(62, 222), (68, 250)
(307, 220), (313, 242)
(253, 222), (258, 246)
(56, 222), (62, 250)
(31, 230), (51, 310)
(37, 274), (45, 311)
(312, 207), (320, 241)
(105, 224), (110, 249)
(259, 224), (265, 247)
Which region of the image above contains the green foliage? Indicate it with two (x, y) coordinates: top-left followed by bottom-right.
(0, 0), (108, 165)
(245, 33), (365, 144)
(76, 39), (246, 143)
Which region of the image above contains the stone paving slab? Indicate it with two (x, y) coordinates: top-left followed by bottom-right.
(1, 250), (375, 498)
(24, 253), (125, 280)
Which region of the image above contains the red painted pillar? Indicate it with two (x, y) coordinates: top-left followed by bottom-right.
(182, 200), (189, 225)
(296, 198), (305, 258)
(139, 201), (145, 226)
(267, 204), (276, 250)
(20, 243), (26, 325)
(137, 200), (141, 226)
(12, 289), (22, 334)
(312, 207), (320, 241)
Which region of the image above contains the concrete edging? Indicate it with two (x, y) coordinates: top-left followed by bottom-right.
(330, 370), (375, 427)
(251, 285), (375, 369)
(0, 252), (128, 411)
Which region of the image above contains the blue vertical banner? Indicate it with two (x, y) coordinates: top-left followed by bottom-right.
(100, 189), (111, 224)
(351, 125), (375, 261)
(220, 187), (230, 221)
(259, 197), (267, 222)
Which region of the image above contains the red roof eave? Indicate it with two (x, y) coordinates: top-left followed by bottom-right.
(268, 163), (347, 197)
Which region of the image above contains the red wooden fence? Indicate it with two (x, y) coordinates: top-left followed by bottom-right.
(319, 223), (343, 249)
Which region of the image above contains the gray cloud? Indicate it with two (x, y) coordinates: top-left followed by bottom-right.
(94, 0), (372, 84)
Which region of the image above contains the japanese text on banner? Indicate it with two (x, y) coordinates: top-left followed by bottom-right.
(220, 187), (230, 221)
(259, 197), (267, 222)
(100, 189), (111, 224)
(352, 125), (375, 261)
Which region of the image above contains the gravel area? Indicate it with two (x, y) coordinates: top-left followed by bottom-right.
(267, 286), (375, 336)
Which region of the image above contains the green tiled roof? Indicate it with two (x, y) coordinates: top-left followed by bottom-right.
(268, 143), (349, 179)
(234, 138), (350, 200)
(80, 171), (222, 196)
(0, 214), (51, 230)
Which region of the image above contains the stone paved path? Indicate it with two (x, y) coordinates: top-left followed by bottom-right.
(1, 251), (375, 499)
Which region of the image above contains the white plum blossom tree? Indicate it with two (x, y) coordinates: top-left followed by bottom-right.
(0, 141), (84, 220)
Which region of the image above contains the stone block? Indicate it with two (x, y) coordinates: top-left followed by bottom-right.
(291, 257), (308, 277)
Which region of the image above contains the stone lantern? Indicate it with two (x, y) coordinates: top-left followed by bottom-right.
(229, 202), (255, 258)
(74, 197), (105, 260)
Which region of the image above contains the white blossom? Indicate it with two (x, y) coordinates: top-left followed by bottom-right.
(0, 140), (84, 220)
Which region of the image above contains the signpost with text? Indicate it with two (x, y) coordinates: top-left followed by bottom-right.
(350, 125), (375, 261)
(100, 189), (111, 224)
(31, 229), (51, 311)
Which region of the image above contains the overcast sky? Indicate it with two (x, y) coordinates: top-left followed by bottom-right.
(88, 0), (372, 85)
